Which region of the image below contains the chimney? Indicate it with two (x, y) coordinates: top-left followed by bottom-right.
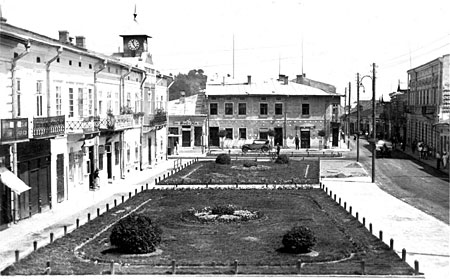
(247, 75), (251, 85)
(58, 30), (69, 43)
(284, 75), (289, 85)
(296, 74), (302, 84)
(75, 36), (86, 49)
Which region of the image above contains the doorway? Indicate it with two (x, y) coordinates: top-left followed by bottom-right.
(209, 127), (219, 147)
(300, 130), (310, 148)
(194, 127), (202, 146)
(274, 128), (283, 146)
(106, 144), (112, 179)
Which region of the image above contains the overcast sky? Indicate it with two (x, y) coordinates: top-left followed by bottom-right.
(2, 0), (450, 103)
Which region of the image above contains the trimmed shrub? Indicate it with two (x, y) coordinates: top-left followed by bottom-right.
(243, 161), (258, 168)
(211, 204), (235, 215)
(282, 226), (317, 253)
(275, 154), (290, 164)
(110, 213), (162, 254)
(215, 153), (231, 164)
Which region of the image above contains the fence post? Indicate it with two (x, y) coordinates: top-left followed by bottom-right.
(135, 189), (138, 195)
(15, 250), (19, 262)
(76, 218), (80, 229)
(363, 217), (365, 226)
(369, 223), (373, 233)
(88, 213), (91, 222)
(390, 238), (394, 250)
(402, 248), (406, 261)
(171, 260), (176, 274)
(360, 260), (365, 275)
(414, 260), (420, 275)
(141, 185), (144, 192)
(379, 230), (383, 241)
(114, 199), (117, 207)
(349, 206), (352, 214)
(110, 260), (115, 275)
(122, 195), (125, 203)
(296, 259), (302, 274)
(356, 212), (359, 221)
(338, 197), (341, 205)
(45, 261), (51, 275)
(64, 225), (67, 235)
(234, 260), (238, 274)
(33, 240), (37, 251)
(97, 208), (100, 217)
(106, 203), (109, 211)
(146, 183), (148, 190)
(129, 192), (132, 198)
(50, 232), (54, 243)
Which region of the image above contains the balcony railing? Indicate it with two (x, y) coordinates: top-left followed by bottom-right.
(33, 115), (66, 138)
(66, 116), (100, 134)
(1, 118), (29, 142)
(99, 114), (134, 131)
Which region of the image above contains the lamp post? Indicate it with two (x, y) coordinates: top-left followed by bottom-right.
(359, 63), (377, 183)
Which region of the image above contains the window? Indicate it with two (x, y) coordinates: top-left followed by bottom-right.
(69, 60), (72, 66)
(56, 86), (62, 115)
(89, 64), (92, 69)
(127, 92), (131, 108)
(225, 128), (233, 139)
(302, 103), (310, 115)
(36, 81), (43, 116)
(114, 92), (119, 113)
(260, 103), (268, 115)
(107, 91), (112, 112)
(98, 91), (103, 115)
(225, 103), (233, 115)
(210, 103), (218, 115)
(69, 88), (74, 117)
(88, 88), (93, 115)
(36, 57), (41, 63)
(332, 103), (339, 115)
(78, 62), (82, 67)
(56, 58), (60, 63)
(135, 142), (139, 161)
(127, 143), (131, 162)
(239, 128), (246, 139)
(238, 103), (246, 115)
(275, 103), (283, 115)
(135, 92), (141, 112)
(169, 127), (179, 135)
(16, 79), (21, 116)
(78, 88), (84, 117)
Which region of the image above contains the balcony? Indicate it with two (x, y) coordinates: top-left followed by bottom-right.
(1, 118), (29, 142)
(99, 114), (135, 131)
(33, 115), (65, 138)
(144, 110), (167, 128)
(66, 116), (100, 134)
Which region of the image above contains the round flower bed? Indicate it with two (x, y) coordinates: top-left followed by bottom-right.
(182, 204), (262, 223)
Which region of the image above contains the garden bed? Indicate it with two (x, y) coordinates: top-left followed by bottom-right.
(159, 159), (320, 185)
(2, 189), (414, 275)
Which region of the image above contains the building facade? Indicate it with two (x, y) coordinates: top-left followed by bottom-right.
(0, 14), (168, 229)
(206, 75), (343, 149)
(406, 54), (450, 154)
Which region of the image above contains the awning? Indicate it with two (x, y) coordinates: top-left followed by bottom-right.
(0, 167), (31, 194)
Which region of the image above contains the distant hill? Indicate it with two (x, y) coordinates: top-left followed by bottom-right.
(169, 69), (207, 101)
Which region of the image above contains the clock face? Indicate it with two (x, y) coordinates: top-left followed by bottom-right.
(127, 39), (140, 50)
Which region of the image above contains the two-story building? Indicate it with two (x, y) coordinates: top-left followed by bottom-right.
(0, 12), (168, 229)
(406, 54), (450, 153)
(205, 75), (343, 149)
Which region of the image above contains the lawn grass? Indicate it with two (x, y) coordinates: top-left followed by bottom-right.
(2, 189), (414, 275)
(159, 159), (320, 185)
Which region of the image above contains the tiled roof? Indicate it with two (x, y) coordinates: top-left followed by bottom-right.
(168, 94), (206, 116)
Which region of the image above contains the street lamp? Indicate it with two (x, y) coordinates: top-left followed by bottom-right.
(358, 63), (376, 183)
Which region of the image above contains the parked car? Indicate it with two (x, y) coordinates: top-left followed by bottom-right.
(375, 140), (392, 158)
(241, 139), (271, 153)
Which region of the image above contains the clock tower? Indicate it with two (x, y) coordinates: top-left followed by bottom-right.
(120, 7), (151, 58)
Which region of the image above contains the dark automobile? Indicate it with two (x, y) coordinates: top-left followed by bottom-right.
(375, 140), (393, 158)
(241, 139), (271, 153)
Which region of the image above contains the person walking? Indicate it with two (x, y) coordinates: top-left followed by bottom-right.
(442, 152), (449, 169)
(436, 151), (441, 170)
(417, 142), (423, 159)
(423, 144), (429, 160)
(276, 143), (281, 156)
(294, 135), (300, 150)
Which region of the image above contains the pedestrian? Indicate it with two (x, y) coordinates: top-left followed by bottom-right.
(436, 151), (441, 170)
(295, 134), (300, 150)
(417, 142), (423, 159)
(412, 139), (417, 154)
(423, 144), (429, 160)
(174, 140), (179, 155)
(276, 143), (281, 156)
(442, 152), (449, 169)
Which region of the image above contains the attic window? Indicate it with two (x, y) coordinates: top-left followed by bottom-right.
(69, 60), (72, 66)
(89, 64), (92, 69)
(36, 57), (41, 63)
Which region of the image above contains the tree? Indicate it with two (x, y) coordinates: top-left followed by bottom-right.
(168, 69), (207, 101)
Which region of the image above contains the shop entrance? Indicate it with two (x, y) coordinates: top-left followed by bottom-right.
(300, 130), (310, 148)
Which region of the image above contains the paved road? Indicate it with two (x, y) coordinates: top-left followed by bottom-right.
(352, 140), (449, 225)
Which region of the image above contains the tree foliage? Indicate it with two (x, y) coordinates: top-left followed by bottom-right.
(169, 69), (207, 100)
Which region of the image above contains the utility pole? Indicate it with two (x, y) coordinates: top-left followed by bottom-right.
(372, 63), (376, 183)
(344, 87), (347, 144)
(356, 73), (360, 162)
(348, 81), (351, 149)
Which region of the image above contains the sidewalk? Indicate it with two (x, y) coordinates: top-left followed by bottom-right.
(0, 157), (200, 272)
(394, 144), (449, 176)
